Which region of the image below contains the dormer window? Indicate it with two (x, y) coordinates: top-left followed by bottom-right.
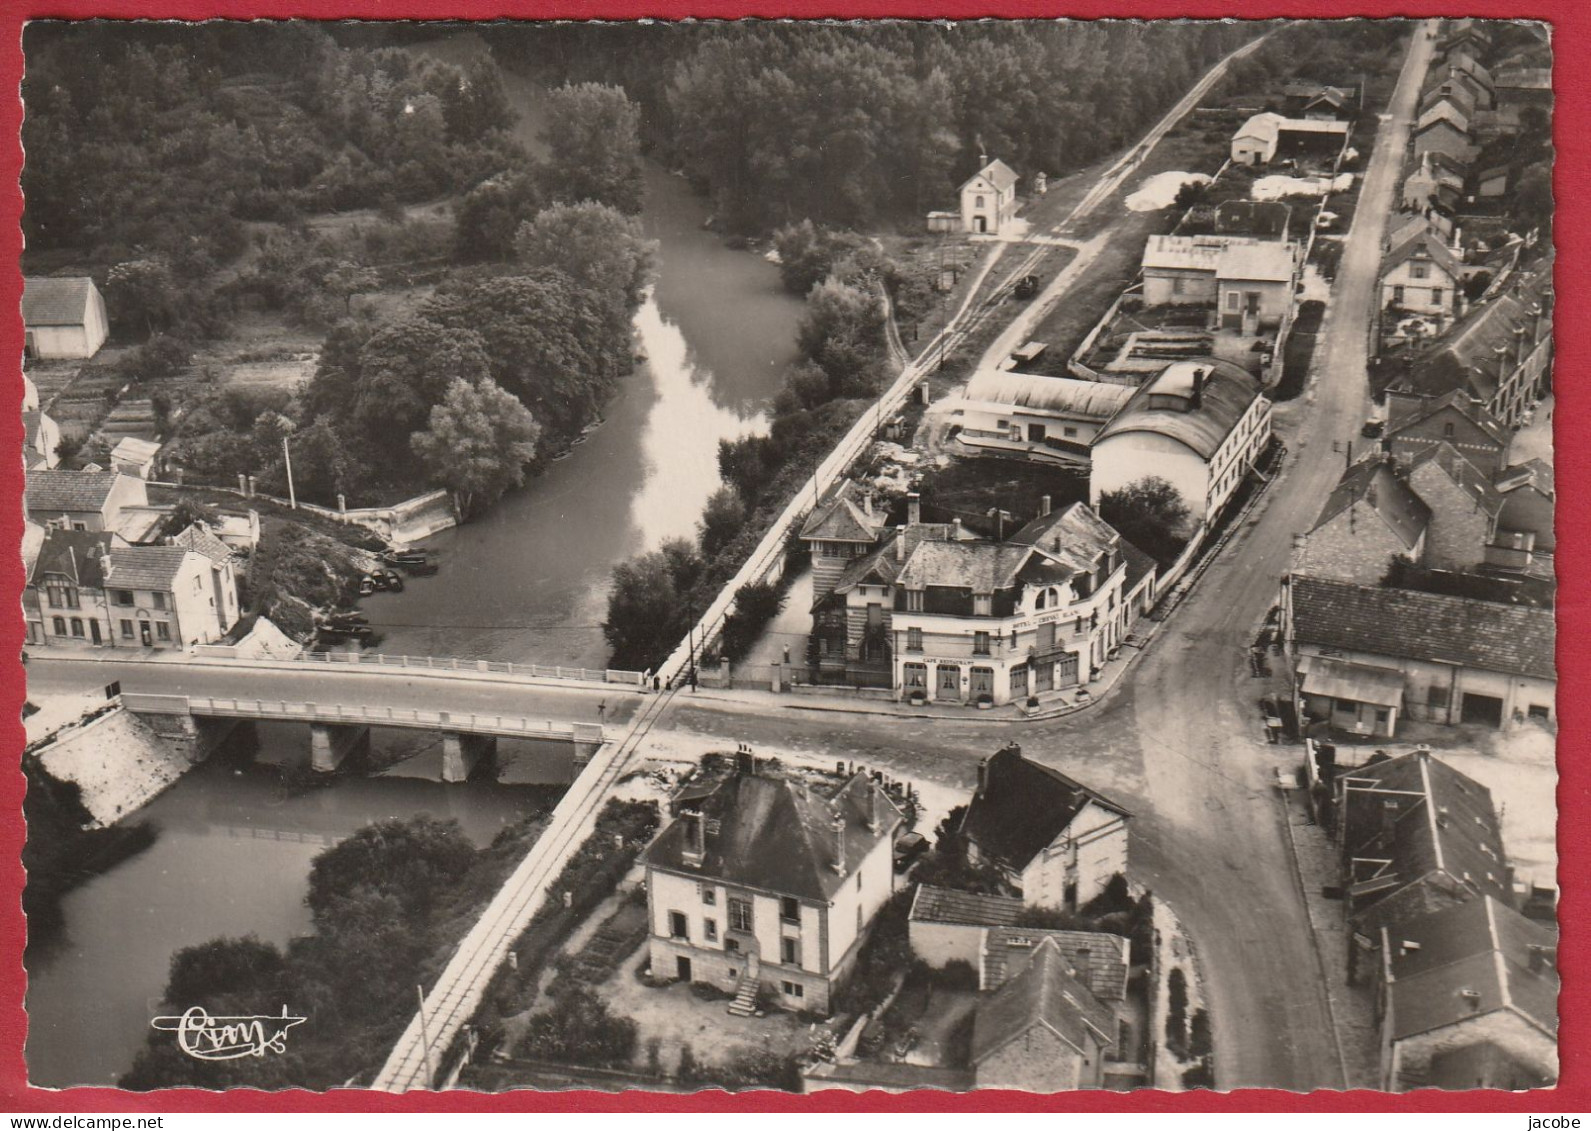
(906, 590), (924, 613)
(974, 594), (992, 616)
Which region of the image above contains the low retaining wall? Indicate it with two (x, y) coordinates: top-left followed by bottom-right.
(31, 707), (194, 827)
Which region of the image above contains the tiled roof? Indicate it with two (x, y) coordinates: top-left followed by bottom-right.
(642, 770), (901, 903)
(25, 468), (122, 514)
(895, 540), (1033, 595)
(1387, 390), (1510, 450)
(982, 927), (1130, 1001)
(800, 480), (889, 544)
(1289, 574), (1554, 680)
(22, 276), (97, 327)
(971, 937), (1117, 1064)
(1214, 200), (1294, 240)
(1311, 458), (1430, 551)
(959, 744), (1130, 875)
(1384, 896), (1556, 1043)
(1142, 233), (1226, 273)
(104, 545), (193, 592)
(28, 528), (119, 588)
(1409, 442), (1506, 519)
(1217, 241), (1297, 284)
(1007, 502), (1123, 568)
(963, 158), (1018, 195)
(1383, 224), (1463, 284)
(111, 436), (161, 464)
(1276, 118), (1349, 136)
(1120, 537), (1158, 593)
(173, 523), (236, 566)
(1416, 101), (1471, 136)
(1427, 1042), (1553, 1090)
(1234, 111), (1285, 145)
(1493, 459), (1554, 497)
(909, 884), (1024, 927)
(1094, 358), (1265, 462)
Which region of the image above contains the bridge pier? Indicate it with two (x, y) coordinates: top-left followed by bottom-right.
(134, 712), (249, 764)
(310, 723), (370, 774)
(442, 732), (497, 784)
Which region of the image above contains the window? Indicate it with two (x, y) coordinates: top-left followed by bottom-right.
(1063, 426), (1078, 438)
(906, 627), (923, 652)
(1431, 288), (1444, 306)
(1227, 291), (1240, 310)
(1410, 262), (1429, 280)
(1442, 422), (1455, 438)
(112, 590), (134, 606)
(1172, 277), (1186, 295)
(45, 582), (78, 610)
(71, 522), (86, 532)
(973, 594), (992, 616)
(155, 622), (171, 641)
(729, 897), (753, 933)
(906, 590), (924, 613)
(669, 911), (688, 940)
(1529, 704), (1551, 720)
(152, 592), (167, 611)
(51, 616), (65, 636)
(781, 937), (800, 966)
(702, 887), (716, 906)
(975, 195), (985, 208)
(70, 618), (83, 638)
(781, 981), (804, 999)
(120, 620), (133, 639)
(1427, 684), (1451, 709)
(780, 896), (800, 923)
(973, 631), (991, 656)
(1375, 708), (1391, 728)
(1392, 285), (1405, 304)
(704, 918), (718, 942)
(193, 576), (203, 594)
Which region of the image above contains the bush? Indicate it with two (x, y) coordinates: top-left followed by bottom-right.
(1190, 1008), (1212, 1059)
(517, 985), (638, 1067)
(689, 981), (735, 1002)
(1166, 967), (1189, 1058)
(720, 580), (787, 662)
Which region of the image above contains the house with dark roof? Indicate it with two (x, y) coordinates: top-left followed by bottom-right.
(25, 468), (149, 533)
(1385, 391), (1511, 476)
(1379, 224), (1464, 341)
(960, 158), (1019, 236)
(1401, 151), (1467, 214)
(1284, 574), (1555, 734)
(641, 760), (902, 1015)
(1281, 81), (1360, 120)
(815, 500), (1152, 706)
(1336, 750), (1513, 972)
(22, 528), (123, 647)
(1407, 442), (1505, 571)
(23, 276), (109, 359)
(1385, 249), (1554, 429)
(1491, 458), (1554, 559)
(1298, 457), (1430, 587)
(800, 479), (892, 599)
(1090, 358), (1273, 523)
(1374, 896), (1557, 1090)
(970, 935), (1119, 1091)
(1413, 101), (1476, 165)
(959, 744), (1130, 910)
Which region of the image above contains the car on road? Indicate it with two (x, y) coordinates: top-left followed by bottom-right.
(893, 831), (930, 873)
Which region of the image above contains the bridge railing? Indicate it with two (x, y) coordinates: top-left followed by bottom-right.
(121, 693), (604, 743)
(286, 651), (645, 687)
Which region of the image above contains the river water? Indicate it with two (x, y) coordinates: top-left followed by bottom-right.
(360, 162), (804, 667)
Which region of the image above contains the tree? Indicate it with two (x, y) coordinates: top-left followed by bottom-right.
(513, 201), (654, 306)
(104, 258), (178, 339)
(305, 816), (476, 929)
(352, 317), (493, 459)
(541, 83), (645, 214)
(772, 220), (863, 297)
(324, 261), (383, 313)
(164, 936), (286, 1007)
(603, 538), (702, 670)
(411, 376), (541, 520)
(719, 580), (785, 661)
(518, 985), (638, 1066)
(698, 485), (748, 559)
(1166, 966), (1189, 1057)
(1097, 476), (1193, 568)
(797, 276), (885, 395)
(454, 173), (542, 262)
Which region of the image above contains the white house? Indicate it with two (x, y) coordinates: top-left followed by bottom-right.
(1233, 112), (1286, 165)
(25, 468), (149, 532)
(23, 276), (109, 359)
(22, 410), (61, 469)
(958, 742), (1131, 910)
(641, 758), (902, 1015)
(960, 158), (1019, 236)
(1380, 225), (1464, 339)
(953, 369), (1135, 466)
(1141, 235), (1298, 328)
(172, 522), (243, 639)
(110, 436), (162, 480)
(1090, 358), (1273, 523)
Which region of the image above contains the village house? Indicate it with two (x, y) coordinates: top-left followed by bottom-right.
(1229, 113), (1349, 167)
(1491, 66), (1552, 128)
(1375, 897), (1556, 1091)
(969, 935), (1119, 1091)
(1378, 223), (1464, 341)
(1140, 235), (1298, 328)
(172, 522), (243, 636)
(958, 743), (1131, 910)
(1443, 51), (1495, 108)
(640, 756), (902, 1015)
(1090, 358), (1273, 524)
(22, 409), (62, 469)
(110, 436), (162, 480)
(952, 369), (1135, 467)
(1490, 459), (1554, 560)
(960, 158), (1019, 236)
(1280, 81), (1359, 121)
(23, 276), (109, 360)
(1413, 102), (1476, 165)
(1335, 749), (1513, 976)
(1284, 574), (1555, 734)
(824, 501), (1151, 705)
(1405, 443), (1505, 572)
(1400, 151), (1467, 214)
(1384, 250), (1554, 430)
(1419, 75), (1479, 122)
(23, 528), (122, 647)
(1437, 18), (1494, 65)
(1297, 457), (1429, 586)
(799, 479), (892, 600)
(1384, 391), (1511, 477)
(25, 467), (149, 532)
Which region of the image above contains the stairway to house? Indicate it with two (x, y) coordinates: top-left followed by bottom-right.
(727, 971), (759, 1016)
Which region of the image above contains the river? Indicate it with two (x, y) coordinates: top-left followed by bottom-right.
(359, 162), (805, 667)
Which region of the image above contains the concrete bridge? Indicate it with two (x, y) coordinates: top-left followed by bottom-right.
(121, 692), (605, 782)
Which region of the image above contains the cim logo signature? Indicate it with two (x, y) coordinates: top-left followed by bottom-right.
(150, 1006), (307, 1061)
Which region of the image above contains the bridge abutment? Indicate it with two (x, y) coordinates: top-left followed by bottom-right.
(442, 732), (497, 783)
(310, 723), (371, 774)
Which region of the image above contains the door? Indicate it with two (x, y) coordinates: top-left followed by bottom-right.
(89, 620), (101, 645)
(1056, 653), (1080, 687)
(139, 621), (152, 647)
(975, 216), (986, 234)
(971, 666), (994, 699)
(936, 664), (960, 699)
(676, 956), (692, 983)
(1037, 621), (1056, 652)
(1027, 423), (1047, 443)
(1461, 693), (1505, 728)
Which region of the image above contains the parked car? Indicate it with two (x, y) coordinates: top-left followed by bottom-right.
(893, 831), (930, 873)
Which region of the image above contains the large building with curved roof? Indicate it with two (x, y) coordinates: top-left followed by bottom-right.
(1089, 358), (1272, 522)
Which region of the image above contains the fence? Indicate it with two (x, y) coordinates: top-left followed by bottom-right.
(121, 692), (603, 743)
(150, 480), (457, 544)
(1066, 286), (1136, 382)
(285, 651), (645, 686)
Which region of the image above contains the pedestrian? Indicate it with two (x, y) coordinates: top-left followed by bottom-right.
(782, 643), (791, 665)
(597, 700), (607, 722)
(653, 675), (661, 693)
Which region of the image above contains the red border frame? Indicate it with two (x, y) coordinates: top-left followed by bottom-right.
(0, 0), (1582, 1112)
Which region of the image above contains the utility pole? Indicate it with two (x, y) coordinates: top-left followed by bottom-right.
(416, 984), (436, 1088)
(282, 435), (297, 510)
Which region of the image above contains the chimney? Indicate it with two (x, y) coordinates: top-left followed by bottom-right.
(1052, 535), (1061, 553)
(1514, 324), (1528, 368)
(975, 757), (991, 798)
(1190, 368), (1205, 410)
(1040, 495), (1052, 517)
(907, 492), (921, 526)
(952, 517), (963, 539)
(1460, 988), (1482, 1011)
(867, 785), (881, 834)
(1494, 342), (1510, 386)
(682, 809), (705, 864)
(895, 527), (906, 560)
(832, 813), (847, 875)
(735, 744), (755, 777)
(1528, 944), (1554, 974)
(863, 493), (874, 520)
(1381, 798), (1400, 835)
(1398, 939), (1421, 957)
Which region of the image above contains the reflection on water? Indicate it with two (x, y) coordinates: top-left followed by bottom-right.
(363, 164), (803, 667)
(24, 722), (564, 1088)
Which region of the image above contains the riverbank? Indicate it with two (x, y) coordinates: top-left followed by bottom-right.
(31, 706), (194, 827)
